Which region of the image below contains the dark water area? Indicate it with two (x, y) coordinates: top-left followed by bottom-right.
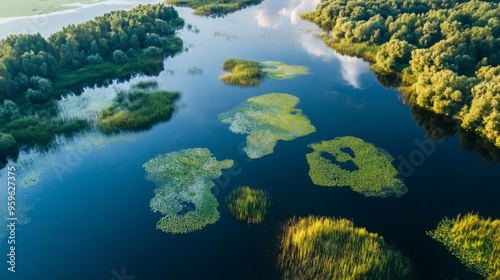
(1, 0), (500, 279)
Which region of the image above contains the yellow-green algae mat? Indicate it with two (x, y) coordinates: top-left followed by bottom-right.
(218, 93), (316, 159)
(143, 148), (234, 233)
(306, 136), (407, 197)
(260, 61), (310, 80)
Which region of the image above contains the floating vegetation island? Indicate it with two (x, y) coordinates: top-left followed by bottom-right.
(166, 0), (263, 17)
(218, 93), (316, 159)
(279, 216), (415, 280)
(225, 186), (270, 224)
(220, 58), (310, 87)
(428, 213), (500, 280)
(306, 136), (407, 197)
(97, 81), (180, 134)
(143, 148), (234, 234)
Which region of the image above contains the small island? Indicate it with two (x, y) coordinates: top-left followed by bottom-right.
(97, 81), (180, 134)
(218, 93), (316, 159)
(306, 136), (407, 197)
(279, 216), (415, 280)
(220, 58), (310, 87)
(225, 186), (270, 224)
(166, 0), (263, 17)
(143, 148), (234, 234)
(427, 213), (500, 280)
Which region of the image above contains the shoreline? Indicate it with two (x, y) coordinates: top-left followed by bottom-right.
(0, 0), (162, 24)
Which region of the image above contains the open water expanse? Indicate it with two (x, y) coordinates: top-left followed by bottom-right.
(1, 0), (499, 279)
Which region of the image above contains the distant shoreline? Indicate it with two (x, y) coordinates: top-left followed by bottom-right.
(0, 0), (161, 24)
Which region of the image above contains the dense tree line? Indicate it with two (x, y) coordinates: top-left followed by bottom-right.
(303, 0), (500, 147)
(0, 4), (184, 165)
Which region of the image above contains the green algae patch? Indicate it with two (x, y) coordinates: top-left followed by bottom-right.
(218, 93), (316, 159)
(428, 213), (500, 280)
(225, 186), (270, 224)
(143, 148), (234, 234)
(279, 216), (415, 280)
(220, 58), (310, 87)
(306, 136), (407, 197)
(260, 61), (310, 80)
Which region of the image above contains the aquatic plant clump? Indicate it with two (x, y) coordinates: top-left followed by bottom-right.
(143, 148), (234, 234)
(220, 58), (311, 87)
(279, 216), (415, 280)
(218, 93), (316, 159)
(260, 61), (310, 80)
(225, 186), (270, 224)
(220, 58), (264, 87)
(306, 136), (407, 197)
(97, 81), (180, 133)
(427, 213), (500, 280)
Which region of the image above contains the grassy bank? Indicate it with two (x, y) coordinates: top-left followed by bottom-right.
(0, 0), (106, 18)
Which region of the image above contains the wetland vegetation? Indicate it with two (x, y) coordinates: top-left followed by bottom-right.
(306, 136), (407, 197)
(220, 58), (310, 87)
(0, 3), (184, 166)
(218, 93), (316, 159)
(97, 81), (180, 134)
(279, 216), (415, 280)
(143, 148), (234, 234)
(428, 213), (500, 280)
(225, 186), (270, 224)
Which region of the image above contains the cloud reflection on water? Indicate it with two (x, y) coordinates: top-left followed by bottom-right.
(254, 0), (370, 89)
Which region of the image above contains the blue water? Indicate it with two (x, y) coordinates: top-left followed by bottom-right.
(1, 1), (500, 279)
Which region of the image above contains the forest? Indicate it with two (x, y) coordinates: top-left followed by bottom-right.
(0, 4), (184, 165)
(302, 0), (500, 148)
(167, 0), (263, 17)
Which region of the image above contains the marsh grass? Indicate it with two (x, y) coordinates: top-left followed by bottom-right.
(306, 136), (407, 197)
(225, 186), (270, 224)
(279, 216), (415, 280)
(427, 213), (500, 279)
(97, 81), (180, 134)
(220, 58), (264, 87)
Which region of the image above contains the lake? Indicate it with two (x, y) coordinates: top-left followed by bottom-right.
(1, 0), (499, 279)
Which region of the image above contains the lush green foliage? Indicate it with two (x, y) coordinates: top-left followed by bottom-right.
(166, 0), (263, 17)
(220, 58), (311, 87)
(218, 93), (316, 159)
(279, 216), (415, 280)
(220, 58), (264, 87)
(306, 136), (407, 197)
(225, 186), (270, 224)
(303, 0), (500, 148)
(143, 148), (234, 234)
(97, 81), (180, 134)
(428, 213), (500, 279)
(0, 4), (184, 164)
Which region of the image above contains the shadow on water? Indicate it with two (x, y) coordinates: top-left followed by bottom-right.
(320, 151), (359, 172)
(410, 106), (500, 163)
